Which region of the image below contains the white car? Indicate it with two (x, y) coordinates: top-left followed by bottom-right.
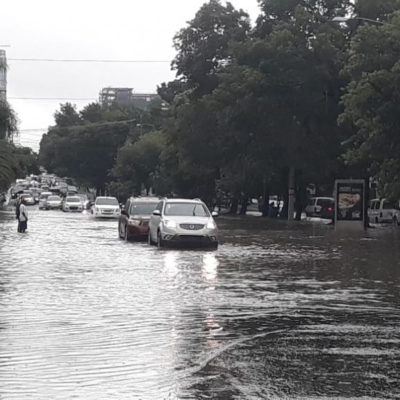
(62, 196), (83, 212)
(38, 191), (53, 209)
(148, 198), (219, 249)
(45, 195), (62, 210)
(305, 197), (335, 219)
(92, 196), (121, 218)
(368, 198), (400, 224)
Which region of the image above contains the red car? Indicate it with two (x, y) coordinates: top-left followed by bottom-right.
(118, 197), (160, 241)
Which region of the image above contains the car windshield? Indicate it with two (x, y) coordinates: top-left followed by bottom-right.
(129, 203), (158, 215)
(96, 198), (118, 206)
(48, 196), (61, 201)
(164, 203), (209, 217)
(383, 201), (397, 209)
(66, 197), (81, 203)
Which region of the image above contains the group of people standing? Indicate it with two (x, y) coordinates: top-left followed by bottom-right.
(15, 197), (28, 233)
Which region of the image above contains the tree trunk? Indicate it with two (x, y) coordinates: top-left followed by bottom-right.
(295, 189), (303, 221)
(288, 167), (295, 221)
(280, 192), (289, 219)
(294, 173), (306, 221)
(262, 188), (270, 217)
(239, 197), (248, 215)
(229, 198), (239, 215)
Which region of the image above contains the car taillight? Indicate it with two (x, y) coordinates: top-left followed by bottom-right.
(328, 207), (333, 212)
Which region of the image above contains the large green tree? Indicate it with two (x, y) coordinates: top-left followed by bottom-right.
(340, 10), (400, 199)
(161, 0), (351, 214)
(40, 121), (131, 193)
(109, 130), (166, 199)
(172, 0), (250, 98)
(39, 102), (161, 194)
(0, 100), (19, 190)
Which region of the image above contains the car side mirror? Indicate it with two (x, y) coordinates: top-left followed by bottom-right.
(211, 211), (219, 217)
(152, 210), (161, 216)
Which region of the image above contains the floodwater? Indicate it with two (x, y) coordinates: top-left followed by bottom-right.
(0, 207), (399, 400)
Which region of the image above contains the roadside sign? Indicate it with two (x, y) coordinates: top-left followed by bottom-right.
(334, 179), (366, 231)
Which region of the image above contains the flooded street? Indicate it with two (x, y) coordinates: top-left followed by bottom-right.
(0, 207), (399, 399)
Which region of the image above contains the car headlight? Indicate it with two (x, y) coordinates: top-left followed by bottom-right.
(164, 219), (177, 228)
(206, 220), (216, 229)
(128, 218), (141, 226)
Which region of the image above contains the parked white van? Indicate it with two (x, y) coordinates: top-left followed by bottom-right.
(368, 199), (400, 224)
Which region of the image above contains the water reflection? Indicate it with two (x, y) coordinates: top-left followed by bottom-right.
(201, 254), (219, 282)
(163, 252), (179, 278)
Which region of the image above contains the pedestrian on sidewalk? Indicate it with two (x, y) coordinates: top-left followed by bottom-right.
(18, 198), (28, 233)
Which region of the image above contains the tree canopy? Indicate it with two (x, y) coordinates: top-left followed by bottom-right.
(37, 0), (400, 207)
(340, 10), (400, 199)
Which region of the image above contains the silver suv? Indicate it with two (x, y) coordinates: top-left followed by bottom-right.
(148, 198), (219, 249)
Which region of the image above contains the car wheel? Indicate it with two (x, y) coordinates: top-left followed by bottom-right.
(157, 231), (164, 248)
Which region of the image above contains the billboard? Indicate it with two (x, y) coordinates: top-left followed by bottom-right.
(335, 180), (366, 230)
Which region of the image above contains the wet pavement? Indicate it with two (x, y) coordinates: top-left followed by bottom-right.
(0, 206), (399, 399)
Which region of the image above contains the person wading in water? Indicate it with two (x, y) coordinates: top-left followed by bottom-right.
(17, 198), (28, 233)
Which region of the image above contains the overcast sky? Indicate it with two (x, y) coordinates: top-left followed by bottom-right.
(1, 0), (260, 151)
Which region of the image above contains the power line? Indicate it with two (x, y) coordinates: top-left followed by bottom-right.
(19, 129), (47, 131)
(8, 58), (171, 63)
(9, 97), (97, 101)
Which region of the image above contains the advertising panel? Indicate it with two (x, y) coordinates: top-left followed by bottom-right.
(335, 180), (366, 230)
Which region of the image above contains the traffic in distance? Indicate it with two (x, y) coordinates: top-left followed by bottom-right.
(7, 173), (220, 249)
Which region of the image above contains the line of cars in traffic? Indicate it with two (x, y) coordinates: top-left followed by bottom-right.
(38, 192), (91, 212)
(36, 192), (219, 248)
(11, 174), (219, 248)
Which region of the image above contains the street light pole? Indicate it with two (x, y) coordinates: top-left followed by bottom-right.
(331, 16), (385, 25)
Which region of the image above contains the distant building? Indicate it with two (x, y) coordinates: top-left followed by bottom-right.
(99, 87), (161, 111)
(131, 93), (160, 111)
(99, 87), (132, 108)
(0, 50), (7, 101)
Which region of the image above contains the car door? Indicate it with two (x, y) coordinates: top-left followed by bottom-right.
(149, 201), (163, 240)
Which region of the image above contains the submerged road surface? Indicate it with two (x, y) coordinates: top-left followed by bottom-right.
(0, 207), (399, 399)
